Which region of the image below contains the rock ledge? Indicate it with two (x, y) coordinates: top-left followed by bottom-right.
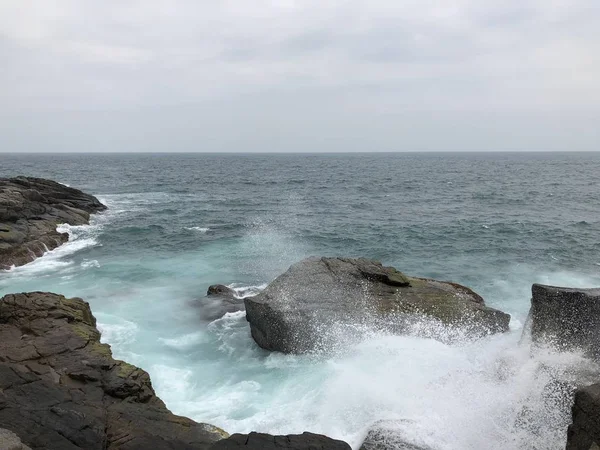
(0, 176), (106, 269)
(0, 291), (227, 449)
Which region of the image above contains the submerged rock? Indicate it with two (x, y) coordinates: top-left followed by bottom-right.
(209, 432), (351, 449)
(0, 176), (106, 269)
(199, 284), (245, 321)
(207, 284), (238, 299)
(244, 257), (510, 353)
(529, 284), (600, 358)
(0, 292), (227, 449)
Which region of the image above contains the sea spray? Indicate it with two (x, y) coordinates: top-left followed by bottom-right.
(2, 153), (600, 449)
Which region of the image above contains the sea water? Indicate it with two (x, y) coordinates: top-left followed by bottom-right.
(1, 152), (600, 449)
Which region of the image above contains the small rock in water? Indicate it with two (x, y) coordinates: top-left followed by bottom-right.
(198, 284), (247, 321)
(207, 284), (238, 298)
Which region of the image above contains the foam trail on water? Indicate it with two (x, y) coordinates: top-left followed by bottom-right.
(1, 224), (100, 278)
(186, 227), (210, 233)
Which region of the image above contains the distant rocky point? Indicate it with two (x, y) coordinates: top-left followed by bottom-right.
(0, 176), (106, 270)
(244, 257), (511, 353)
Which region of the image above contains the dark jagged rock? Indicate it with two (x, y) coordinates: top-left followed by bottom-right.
(567, 383), (600, 450)
(0, 177), (106, 269)
(244, 257), (510, 353)
(0, 292), (227, 450)
(208, 432), (351, 449)
(529, 284), (600, 358)
(527, 284), (600, 449)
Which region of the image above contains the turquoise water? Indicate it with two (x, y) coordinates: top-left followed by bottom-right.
(1, 152), (600, 449)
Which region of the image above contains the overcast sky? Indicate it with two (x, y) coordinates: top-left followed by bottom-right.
(1, 0), (599, 153)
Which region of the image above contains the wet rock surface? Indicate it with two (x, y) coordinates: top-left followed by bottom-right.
(359, 420), (434, 450)
(208, 432), (351, 449)
(0, 292), (227, 450)
(198, 284), (246, 321)
(245, 257), (510, 353)
(527, 284), (600, 449)
(529, 284), (600, 358)
(0, 176), (106, 269)
(567, 383), (600, 450)
(0, 428), (32, 450)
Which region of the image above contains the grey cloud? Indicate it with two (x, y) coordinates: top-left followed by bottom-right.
(0, 0), (599, 152)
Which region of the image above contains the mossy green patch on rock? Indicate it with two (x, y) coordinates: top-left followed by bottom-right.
(385, 268), (411, 287)
(113, 361), (139, 379)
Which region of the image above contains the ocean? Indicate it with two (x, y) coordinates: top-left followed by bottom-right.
(1, 152), (600, 449)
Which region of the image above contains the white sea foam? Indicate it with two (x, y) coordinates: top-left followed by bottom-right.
(230, 283), (268, 298)
(191, 320), (598, 450)
(159, 331), (208, 350)
(186, 227), (210, 233)
(81, 259), (101, 269)
(150, 365), (195, 402)
(4, 224), (99, 277)
(97, 318), (139, 345)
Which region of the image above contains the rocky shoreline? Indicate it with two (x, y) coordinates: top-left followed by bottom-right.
(0, 177), (106, 270)
(1, 177), (600, 449)
(0, 292), (352, 450)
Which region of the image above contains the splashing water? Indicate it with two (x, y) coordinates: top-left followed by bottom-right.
(2, 152), (600, 449)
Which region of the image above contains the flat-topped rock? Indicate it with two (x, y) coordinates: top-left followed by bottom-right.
(0, 292), (227, 449)
(0, 176), (106, 269)
(244, 257), (510, 353)
(529, 284), (600, 357)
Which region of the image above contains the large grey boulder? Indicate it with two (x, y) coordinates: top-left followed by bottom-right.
(0, 176), (106, 269)
(244, 257), (510, 353)
(0, 292), (227, 449)
(529, 284), (600, 357)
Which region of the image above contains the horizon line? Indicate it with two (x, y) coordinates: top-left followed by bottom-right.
(1, 150), (599, 155)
